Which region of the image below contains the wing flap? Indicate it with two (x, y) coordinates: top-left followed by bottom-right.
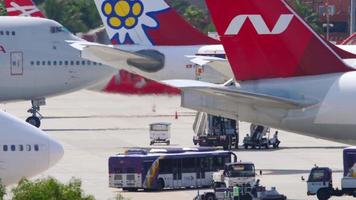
(162, 80), (318, 109)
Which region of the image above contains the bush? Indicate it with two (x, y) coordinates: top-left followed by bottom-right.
(11, 177), (95, 200)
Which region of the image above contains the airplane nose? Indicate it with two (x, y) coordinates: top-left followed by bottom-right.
(48, 139), (64, 168)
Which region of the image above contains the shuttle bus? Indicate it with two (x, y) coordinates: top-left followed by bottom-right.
(108, 147), (236, 191)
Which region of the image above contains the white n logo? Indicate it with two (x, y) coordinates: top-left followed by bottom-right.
(225, 14), (294, 35)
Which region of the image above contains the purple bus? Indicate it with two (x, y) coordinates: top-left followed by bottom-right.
(108, 147), (236, 191)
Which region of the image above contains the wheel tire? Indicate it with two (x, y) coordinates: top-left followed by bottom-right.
(244, 144), (248, 149)
(317, 188), (331, 200)
(167, 141), (170, 145)
(205, 193), (215, 200)
(127, 188), (138, 192)
(26, 116), (41, 128)
(240, 194), (253, 200)
(150, 141), (154, 145)
(265, 144), (269, 149)
(156, 178), (165, 191)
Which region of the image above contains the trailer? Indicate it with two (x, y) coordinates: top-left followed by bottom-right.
(193, 115), (239, 150)
(307, 147), (356, 200)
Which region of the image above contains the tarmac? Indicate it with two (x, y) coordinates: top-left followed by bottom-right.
(1, 90), (354, 200)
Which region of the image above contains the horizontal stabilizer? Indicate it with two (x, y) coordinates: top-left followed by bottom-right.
(188, 56), (233, 79)
(162, 80), (318, 109)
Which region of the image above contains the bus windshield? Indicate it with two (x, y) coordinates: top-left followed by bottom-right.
(151, 124), (168, 131)
(225, 163), (255, 177)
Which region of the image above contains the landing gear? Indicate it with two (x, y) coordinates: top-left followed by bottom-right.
(26, 98), (45, 128)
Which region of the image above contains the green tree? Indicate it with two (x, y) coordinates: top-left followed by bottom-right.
(12, 177), (95, 200)
(41, 0), (100, 33)
(291, 0), (323, 33)
(0, 0), (7, 16)
(0, 180), (5, 200)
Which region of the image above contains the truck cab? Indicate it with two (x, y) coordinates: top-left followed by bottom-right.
(307, 167), (333, 197)
(213, 162), (256, 188)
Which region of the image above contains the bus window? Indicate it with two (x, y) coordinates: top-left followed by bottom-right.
(159, 159), (172, 174)
(182, 157), (196, 173)
(172, 159), (182, 180)
(213, 156), (224, 170)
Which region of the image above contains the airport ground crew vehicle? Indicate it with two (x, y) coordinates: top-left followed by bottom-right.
(193, 113), (239, 150)
(243, 125), (280, 149)
(307, 147), (356, 200)
(213, 162), (256, 188)
(149, 122), (171, 145)
(195, 172), (286, 200)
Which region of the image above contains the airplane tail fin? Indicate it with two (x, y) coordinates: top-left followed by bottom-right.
(93, 0), (219, 45)
(5, 0), (45, 17)
(206, 0), (353, 81)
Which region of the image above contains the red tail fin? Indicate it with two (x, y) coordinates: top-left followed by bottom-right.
(94, 0), (219, 45)
(5, 0), (45, 18)
(206, 0), (353, 81)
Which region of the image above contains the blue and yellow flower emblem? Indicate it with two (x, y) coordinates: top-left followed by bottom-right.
(102, 0), (144, 30)
(99, 0), (170, 45)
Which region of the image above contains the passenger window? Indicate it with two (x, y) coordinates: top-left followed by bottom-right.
(3, 145), (7, 151)
(42, 61), (46, 66)
(76, 61), (80, 65)
(11, 31), (15, 36)
(36, 61), (40, 66)
(18, 145), (23, 151)
(87, 61), (91, 65)
(93, 62), (97, 65)
(34, 145), (39, 151)
(5, 31), (9, 36)
(0, 31), (3, 35)
(26, 144), (31, 151)
(53, 61), (57, 66)
(70, 61), (74, 65)
(31, 61), (34, 66)
(64, 61), (68, 66)
(47, 61), (51, 66)
(59, 61), (63, 66)
(11, 145), (15, 151)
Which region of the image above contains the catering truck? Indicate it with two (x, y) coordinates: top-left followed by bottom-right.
(307, 147), (356, 200)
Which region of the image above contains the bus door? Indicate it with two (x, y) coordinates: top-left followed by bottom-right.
(172, 159), (182, 188)
(196, 157), (206, 186)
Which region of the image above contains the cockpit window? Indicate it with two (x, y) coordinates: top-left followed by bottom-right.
(50, 26), (69, 34)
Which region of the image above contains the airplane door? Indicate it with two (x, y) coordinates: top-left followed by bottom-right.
(10, 52), (23, 76)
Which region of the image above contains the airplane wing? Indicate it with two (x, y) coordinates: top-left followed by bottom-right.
(188, 56), (233, 79)
(162, 80), (318, 109)
(69, 41), (162, 73)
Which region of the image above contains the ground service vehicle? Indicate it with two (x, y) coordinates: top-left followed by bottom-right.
(149, 123), (171, 145)
(243, 125), (279, 149)
(307, 147), (356, 199)
(108, 147), (237, 191)
(195, 183), (287, 200)
(213, 162), (256, 188)
(193, 114), (239, 150)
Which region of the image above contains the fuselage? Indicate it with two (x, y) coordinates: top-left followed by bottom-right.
(184, 71), (356, 144)
(0, 16), (115, 101)
(0, 111), (63, 185)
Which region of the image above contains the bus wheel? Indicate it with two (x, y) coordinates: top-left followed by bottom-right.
(205, 193), (215, 200)
(317, 188), (331, 200)
(128, 188), (138, 192)
(156, 178), (165, 191)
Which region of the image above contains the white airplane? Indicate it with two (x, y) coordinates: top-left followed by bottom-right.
(0, 16), (116, 127)
(158, 0), (356, 144)
(0, 111), (63, 185)
(69, 0), (232, 86)
(80, 0), (356, 84)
